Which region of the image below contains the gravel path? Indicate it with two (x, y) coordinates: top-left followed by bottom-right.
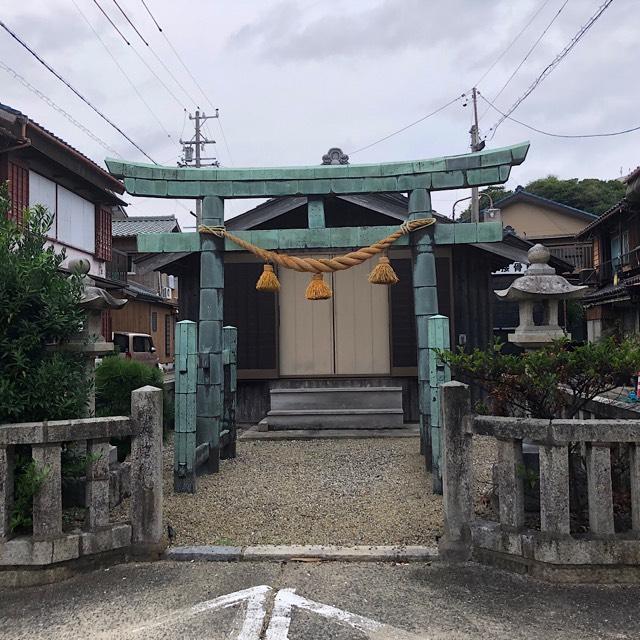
(163, 435), (444, 547)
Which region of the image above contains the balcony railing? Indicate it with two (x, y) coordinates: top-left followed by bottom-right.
(583, 247), (640, 286)
(106, 248), (128, 283)
(547, 243), (593, 271)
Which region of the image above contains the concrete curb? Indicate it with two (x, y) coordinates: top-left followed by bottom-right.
(164, 544), (438, 563)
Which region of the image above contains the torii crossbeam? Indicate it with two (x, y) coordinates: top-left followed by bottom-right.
(107, 142), (529, 493)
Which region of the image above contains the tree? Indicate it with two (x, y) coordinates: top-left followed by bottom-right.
(524, 176), (625, 215)
(0, 182), (90, 423)
(459, 175), (624, 220)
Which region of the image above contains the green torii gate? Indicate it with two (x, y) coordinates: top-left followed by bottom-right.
(106, 141), (529, 493)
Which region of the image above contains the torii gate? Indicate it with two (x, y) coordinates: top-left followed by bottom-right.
(106, 141), (529, 492)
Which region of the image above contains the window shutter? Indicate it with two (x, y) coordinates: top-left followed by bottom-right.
(8, 162), (28, 225)
(95, 206), (112, 261)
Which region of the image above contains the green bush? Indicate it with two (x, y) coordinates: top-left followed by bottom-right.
(95, 356), (164, 416)
(439, 337), (640, 419)
(0, 182), (90, 423)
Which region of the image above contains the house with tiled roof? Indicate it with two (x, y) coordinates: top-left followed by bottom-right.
(575, 171), (640, 341)
(109, 211), (181, 364)
(492, 186), (598, 272)
(0, 102), (125, 278)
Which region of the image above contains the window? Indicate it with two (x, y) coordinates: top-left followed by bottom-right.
(29, 171), (57, 226)
(127, 254), (136, 274)
(151, 311), (158, 332)
(113, 333), (128, 354)
(132, 336), (152, 352)
(622, 230), (631, 266)
(165, 314), (172, 356)
(57, 185), (95, 252)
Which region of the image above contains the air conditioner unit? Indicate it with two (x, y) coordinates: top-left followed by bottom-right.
(162, 286), (172, 299)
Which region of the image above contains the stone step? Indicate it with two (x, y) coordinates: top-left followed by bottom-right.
(265, 408), (404, 430)
(269, 386), (403, 411)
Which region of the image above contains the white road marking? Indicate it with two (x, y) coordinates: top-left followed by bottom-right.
(127, 584), (271, 637)
(121, 584), (427, 639)
(265, 587), (429, 640)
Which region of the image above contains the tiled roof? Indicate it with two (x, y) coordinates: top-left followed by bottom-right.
(493, 187), (597, 221)
(112, 215), (181, 237)
(0, 102), (124, 194)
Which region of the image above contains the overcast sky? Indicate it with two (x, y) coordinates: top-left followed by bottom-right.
(2, 0), (638, 227)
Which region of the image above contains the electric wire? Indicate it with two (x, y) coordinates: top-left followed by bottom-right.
(91, 0), (130, 45)
(348, 93), (467, 155)
(110, 0), (200, 109)
(475, 0), (553, 86)
(71, 0), (173, 140)
(137, 0), (235, 165)
(479, 93), (640, 138)
(479, 0), (569, 120)
(92, 0), (185, 109)
(0, 58), (122, 158)
(111, 0), (149, 45)
(488, 0), (617, 138)
(0, 19), (157, 163)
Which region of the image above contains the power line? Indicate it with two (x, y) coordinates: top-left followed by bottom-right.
(91, 0), (185, 109)
(488, 0), (617, 138)
(479, 0), (569, 120)
(348, 93), (467, 155)
(91, 0), (130, 44)
(112, 0), (149, 45)
(0, 58), (122, 157)
(475, 0), (553, 86)
(110, 0), (200, 109)
(71, 0), (173, 141)
(137, 0), (235, 165)
(0, 19), (157, 163)
(479, 93), (640, 138)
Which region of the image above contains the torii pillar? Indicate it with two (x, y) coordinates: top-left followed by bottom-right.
(197, 195), (225, 474)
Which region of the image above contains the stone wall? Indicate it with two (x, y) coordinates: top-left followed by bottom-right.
(438, 381), (640, 583)
(0, 386), (164, 585)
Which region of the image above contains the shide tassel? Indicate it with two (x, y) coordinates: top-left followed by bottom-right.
(368, 256), (399, 285)
(256, 264), (280, 292)
(305, 273), (332, 300)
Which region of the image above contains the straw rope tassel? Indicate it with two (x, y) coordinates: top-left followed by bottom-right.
(256, 263), (280, 292)
(199, 217), (435, 299)
(305, 273), (332, 300)
(368, 255), (399, 285)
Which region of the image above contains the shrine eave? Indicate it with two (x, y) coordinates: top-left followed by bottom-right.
(106, 142), (530, 199)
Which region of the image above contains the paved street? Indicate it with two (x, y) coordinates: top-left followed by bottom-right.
(2, 559), (639, 639)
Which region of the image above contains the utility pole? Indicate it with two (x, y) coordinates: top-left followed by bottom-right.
(469, 87), (485, 223)
(180, 109), (220, 223)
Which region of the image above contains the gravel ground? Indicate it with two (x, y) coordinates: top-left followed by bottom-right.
(162, 435), (443, 547)
(113, 433), (498, 547)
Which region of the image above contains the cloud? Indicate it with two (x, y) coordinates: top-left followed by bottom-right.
(230, 0), (496, 62)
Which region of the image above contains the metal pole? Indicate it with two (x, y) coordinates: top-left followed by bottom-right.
(470, 87), (480, 223)
(194, 110), (202, 224)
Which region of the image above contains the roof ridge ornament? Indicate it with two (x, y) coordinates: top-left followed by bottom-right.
(322, 147), (349, 165)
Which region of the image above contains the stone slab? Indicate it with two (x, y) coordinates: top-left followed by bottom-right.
(239, 425), (420, 441)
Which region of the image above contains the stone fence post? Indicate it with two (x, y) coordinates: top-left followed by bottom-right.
(438, 381), (473, 561)
(130, 385), (163, 548)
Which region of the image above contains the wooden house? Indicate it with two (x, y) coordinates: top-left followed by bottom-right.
(0, 102), (125, 277)
(575, 167), (640, 341)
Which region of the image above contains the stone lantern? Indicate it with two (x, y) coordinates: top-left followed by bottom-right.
(66, 259), (127, 415)
(494, 244), (587, 349)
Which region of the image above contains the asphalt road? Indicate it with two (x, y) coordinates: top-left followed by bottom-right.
(1, 560), (639, 639)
